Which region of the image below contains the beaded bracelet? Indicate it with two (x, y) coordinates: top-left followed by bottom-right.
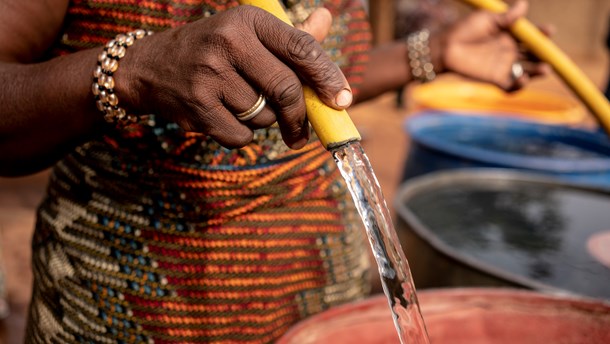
(92, 29), (153, 124)
(406, 29), (436, 83)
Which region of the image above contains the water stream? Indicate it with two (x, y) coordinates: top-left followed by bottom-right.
(332, 142), (430, 344)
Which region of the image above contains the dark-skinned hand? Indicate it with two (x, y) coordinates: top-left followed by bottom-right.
(117, 6), (349, 150)
(439, 0), (551, 91)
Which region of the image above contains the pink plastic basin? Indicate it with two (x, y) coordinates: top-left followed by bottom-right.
(277, 288), (610, 344)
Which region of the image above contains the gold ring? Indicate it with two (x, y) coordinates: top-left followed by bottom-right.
(235, 94), (266, 121)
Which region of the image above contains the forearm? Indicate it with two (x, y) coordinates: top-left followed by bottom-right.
(0, 49), (103, 176)
(354, 34), (445, 104)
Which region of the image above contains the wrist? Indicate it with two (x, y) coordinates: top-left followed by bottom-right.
(406, 29), (442, 83)
(428, 31), (447, 75)
(92, 29), (153, 125)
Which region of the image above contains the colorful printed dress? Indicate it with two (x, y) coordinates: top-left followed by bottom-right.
(27, 0), (373, 343)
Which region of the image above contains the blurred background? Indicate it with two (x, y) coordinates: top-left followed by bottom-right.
(1, 0), (609, 342)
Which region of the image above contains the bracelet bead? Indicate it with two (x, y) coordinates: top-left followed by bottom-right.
(406, 29), (436, 83)
(92, 29), (153, 125)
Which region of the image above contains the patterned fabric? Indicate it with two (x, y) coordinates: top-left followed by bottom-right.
(27, 1), (373, 343)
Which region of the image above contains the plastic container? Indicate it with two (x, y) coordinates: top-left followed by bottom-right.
(409, 79), (589, 127)
(277, 288), (610, 344)
(402, 112), (610, 188)
(394, 168), (610, 300)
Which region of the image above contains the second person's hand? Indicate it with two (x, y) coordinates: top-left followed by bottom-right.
(439, 0), (550, 91)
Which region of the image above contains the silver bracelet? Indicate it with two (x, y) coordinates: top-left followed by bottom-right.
(92, 29), (153, 125)
(406, 29), (436, 83)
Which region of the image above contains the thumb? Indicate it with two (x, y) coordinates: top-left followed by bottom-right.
(538, 23), (556, 38)
(295, 7), (332, 42)
(498, 0), (528, 28)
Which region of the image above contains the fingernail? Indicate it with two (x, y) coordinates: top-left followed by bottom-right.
(335, 89), (352, 108)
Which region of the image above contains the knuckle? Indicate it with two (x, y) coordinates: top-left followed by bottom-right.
(286, 31), (320, 63)
(203, 10), (255, 58)
(231, 6), (267, 37)
(209, 28), (244, 59)
(232, 5), (260, 21)
(267, 73), (302, 109)
(285, 32), (344, 97)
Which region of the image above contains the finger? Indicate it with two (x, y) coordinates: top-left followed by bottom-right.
(221, 77), (276, 128)
(517, 23), (553, 64)
(518, 46), (551, 68)
(520, 60), (551, 78)
(537, 23), (556, 37)
(225, 8), (308, 148)
(499, 0), (528, 29)
(234, 46), (309, 148)
(233, 7), (348, 148)
(294, 7), (332, 43)
(245, 101), (277, 129)
(250, 8), (353, 110)
(534, 62), (552, 77)
(207, 112), (256, 148)
(509, 73), (529, 92)
(505, 61), (529, 92)
(518, 44), (541, 62)
(176, 100), (255, 148)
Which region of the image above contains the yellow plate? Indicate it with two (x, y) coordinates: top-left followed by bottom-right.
(410, 79), (589, 126)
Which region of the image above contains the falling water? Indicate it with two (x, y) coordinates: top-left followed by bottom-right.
(332, 142), (430, 344)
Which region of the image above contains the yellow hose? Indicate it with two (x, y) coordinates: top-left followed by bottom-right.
(459, 0), (610, 135)
(238, 0), (361, 149)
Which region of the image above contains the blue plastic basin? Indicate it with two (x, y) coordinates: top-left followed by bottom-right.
(402, 112), (610, 188)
